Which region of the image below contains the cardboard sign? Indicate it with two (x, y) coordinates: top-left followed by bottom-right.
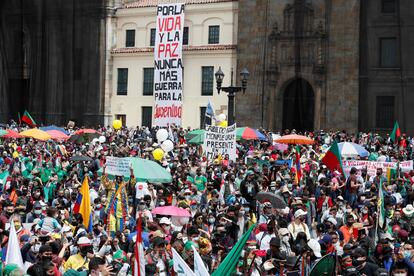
(153, 3), (185, 126)
(105, 156), (131, 176)
(203, 124), (237, 161)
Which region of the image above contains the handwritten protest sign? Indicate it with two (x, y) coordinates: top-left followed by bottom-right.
(343, 160), (413, 177)
(203, 124), (237, 161)
(153, 3), (185, 126)
(105, 156), (131, 176)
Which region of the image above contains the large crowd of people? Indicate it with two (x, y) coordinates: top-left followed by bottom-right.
(0, 122), (414, 276)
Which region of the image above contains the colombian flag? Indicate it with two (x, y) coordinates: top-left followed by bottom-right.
(73, 177), (93, 232)
(295, 146), (302, 183)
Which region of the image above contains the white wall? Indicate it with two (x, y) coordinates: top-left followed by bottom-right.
(108, 1), (238, 128)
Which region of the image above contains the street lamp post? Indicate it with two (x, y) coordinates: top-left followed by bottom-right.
(214, 67), (249, 126)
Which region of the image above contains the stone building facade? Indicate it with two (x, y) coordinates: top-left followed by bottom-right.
(236, 0), (360, 133)
(359, 0), (414, 135)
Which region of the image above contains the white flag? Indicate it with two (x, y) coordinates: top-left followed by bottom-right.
(6, 221), (24, 268)
(192, 245), (210, 276)
(172, 248), (195, 276)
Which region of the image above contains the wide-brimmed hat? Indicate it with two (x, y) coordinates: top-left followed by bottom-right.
(403, 204), (414, 215)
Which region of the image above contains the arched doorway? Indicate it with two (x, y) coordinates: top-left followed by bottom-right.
(282, 78), (314, 132)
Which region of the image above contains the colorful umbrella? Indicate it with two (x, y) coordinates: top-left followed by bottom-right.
(0, 130), (8, 137)
(236, 127), (267, 141)
(151, 206), (191, 217)
(20, 128), (51, 141)
(187, 131), (205, 145)
(46, 130), (69, 141)
(274, 134), (314, 144)
(40, 125), (69, 135)
(337, 142), (369, 158)
(98, 157), (172, 183)
(2, 130), (23, 139)
(70, 129), (100, 143)
(185, 129), (205, 141)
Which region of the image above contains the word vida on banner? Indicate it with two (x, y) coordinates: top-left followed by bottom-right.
(153, 3), (185, 127)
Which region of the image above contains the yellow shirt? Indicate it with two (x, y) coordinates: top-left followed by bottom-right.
(64, 254), (89, 271)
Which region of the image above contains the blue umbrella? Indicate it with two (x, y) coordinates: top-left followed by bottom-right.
(338, 142), (369, 158)
(40, 125), (69, 135)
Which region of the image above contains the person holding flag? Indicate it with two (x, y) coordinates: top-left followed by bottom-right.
(101, 164), (136, 234)
(73, 176), (93, 233)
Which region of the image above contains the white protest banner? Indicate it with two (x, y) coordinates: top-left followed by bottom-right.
(203, 124), (237, 162)
(172, 248), (195, 276)
(153, 3), (185, 127)
(192, 246), (210, 276)
(105, 156), (131, 176)
(343, 160), (413, 177)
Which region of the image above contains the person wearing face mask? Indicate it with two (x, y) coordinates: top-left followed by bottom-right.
(0, 201), (15, 231)
(26, 201), (45, 223)
(64, 237), (94, 271)
(288, 209), (311, 240)
(399, 240), (414, 275)
(352, 247), (379, 276)
(392, 261), (409, 276)
(159, 217), (172, 242)
(259, 202), (273, 224)
(9, 214), (31, 247)
(278, 228), (292, 256)
(340, 214), (356, 244)
(27, 244), (56, 276)
(51, 189), (68, 208)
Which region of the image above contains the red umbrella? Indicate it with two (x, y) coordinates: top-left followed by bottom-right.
(73, 129), (99, 135)
(46, 130), (69, 140)
(3, 130), (23, 139)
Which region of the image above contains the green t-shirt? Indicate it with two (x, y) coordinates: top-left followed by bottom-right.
(194, 175), (207, 191)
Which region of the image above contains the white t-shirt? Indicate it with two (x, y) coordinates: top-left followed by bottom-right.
(256, 232), (275, 251)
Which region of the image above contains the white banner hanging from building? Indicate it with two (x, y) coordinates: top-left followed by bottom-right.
(153, 3), (185, 127)
(203, 124), (237, 162)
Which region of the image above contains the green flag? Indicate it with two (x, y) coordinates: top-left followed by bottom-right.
(390, 121), (400, 144)
(212, 224), (256, 276)
(0, 171), (8, 187)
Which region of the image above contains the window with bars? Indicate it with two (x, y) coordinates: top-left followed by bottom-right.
(143, 68), (154, 95)
(208, 25), (220, 44)
(382, 0), (396, 13)
(376, 96), (394, 128)
(116, 114), (126, 126)
(200, 107), (211, 128)
(142, 107), (152, 127)
(380, 38), (399, 68)
(201, 66), (214, 96)
(183, 27), (189, 45)
(117, 68), (128, 95)
(150, 28), (156, 47)
(125, 30), (135, 47)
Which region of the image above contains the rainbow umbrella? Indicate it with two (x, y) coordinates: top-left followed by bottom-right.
(236, 127), (267, 141)
(0, 130), (8, 137)
(2, 130), (23, 139)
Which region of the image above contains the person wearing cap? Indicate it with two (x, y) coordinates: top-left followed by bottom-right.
(256, 221), (276, 251)
(352, 247), (379, 276)
(159, 217), (172, 242)
(64, 237), (94, 272)
(278, 228), (292, 256)
(240, 170), (259, 210)
(288, 209), (311, 240)
(261, 237), (286, 274)
(258, 202), (273, 224)
(101, 164), (136, 233)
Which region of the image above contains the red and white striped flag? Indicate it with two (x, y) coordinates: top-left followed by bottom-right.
(134, 213), (145, 276)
